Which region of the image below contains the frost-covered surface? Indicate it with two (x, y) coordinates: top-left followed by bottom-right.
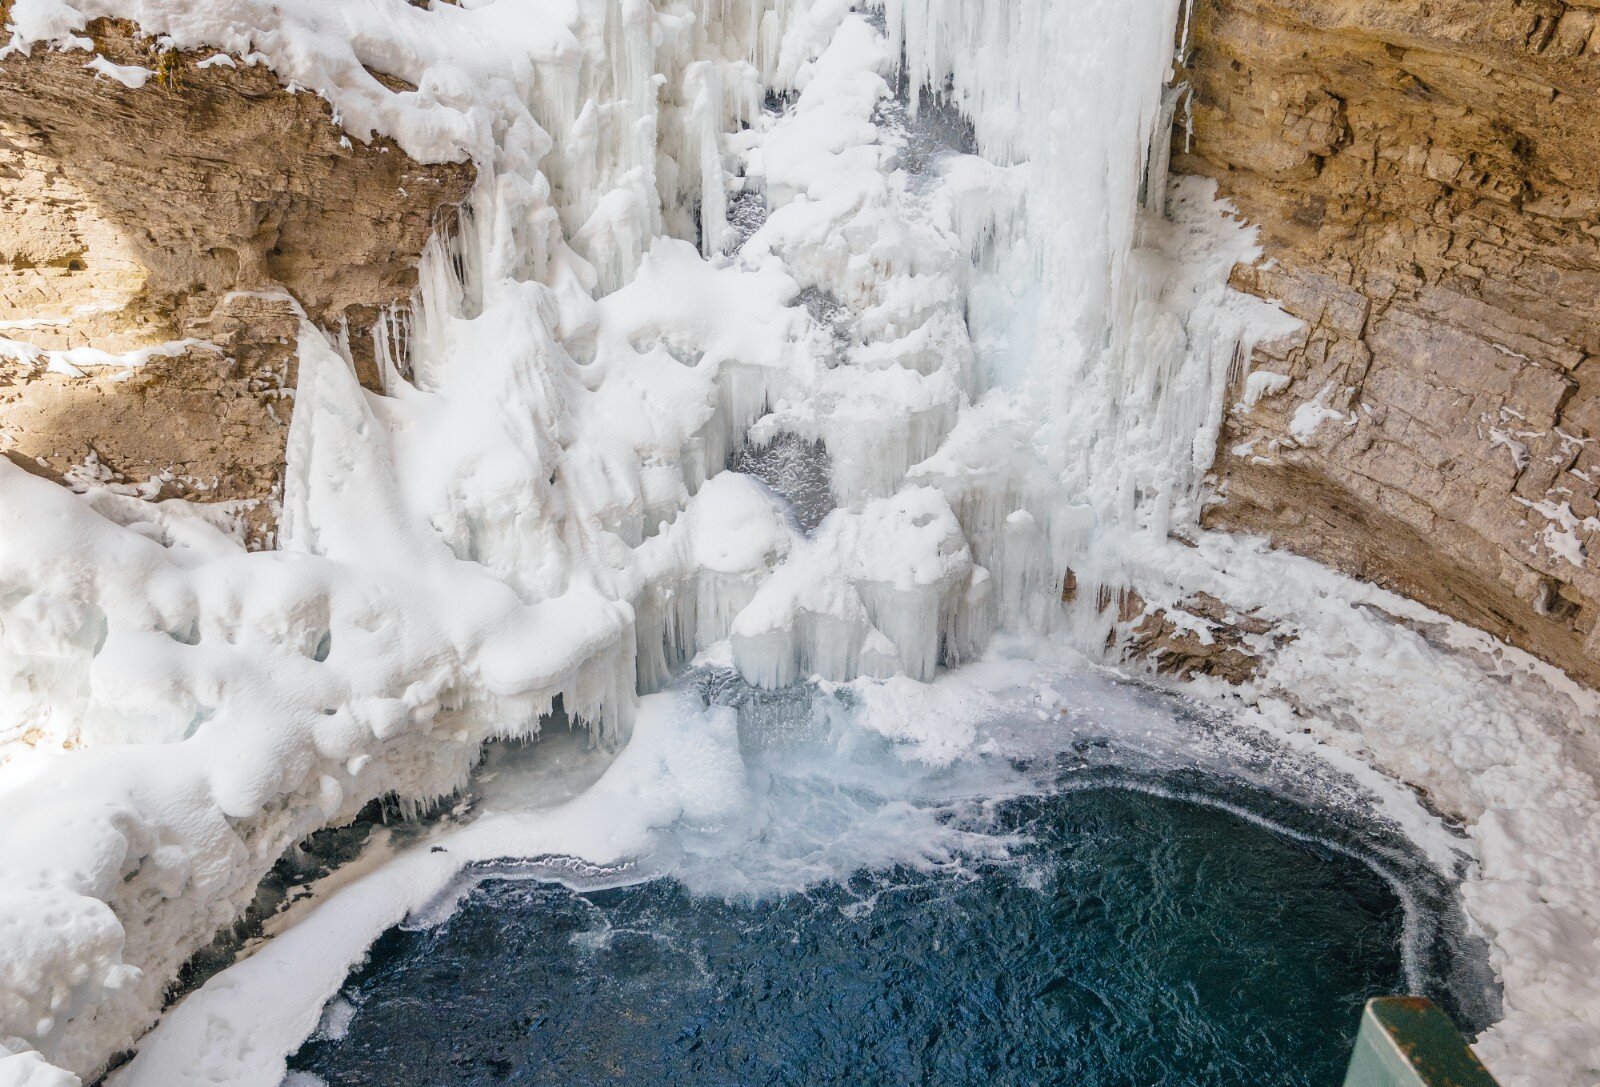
(0, 1), (1597, 1086)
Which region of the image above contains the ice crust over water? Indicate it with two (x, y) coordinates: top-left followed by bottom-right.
(0, 1), (1597, 1085)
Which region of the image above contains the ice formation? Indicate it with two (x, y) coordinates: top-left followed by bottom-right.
(0, 1), (1598, 1086)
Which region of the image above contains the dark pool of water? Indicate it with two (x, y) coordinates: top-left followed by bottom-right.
(289, 784), (1457, 1087)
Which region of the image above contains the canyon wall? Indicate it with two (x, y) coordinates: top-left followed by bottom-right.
(1178, 0), (1600, 685)
(0, 12), (472, 542)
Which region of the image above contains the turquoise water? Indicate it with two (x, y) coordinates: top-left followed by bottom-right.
(289, 774), (1484, 1087)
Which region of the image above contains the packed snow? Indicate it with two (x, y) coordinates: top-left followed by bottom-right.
(0, 1), (1597, 1086)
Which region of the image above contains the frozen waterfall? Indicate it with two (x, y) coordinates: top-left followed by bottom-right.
(0, 2), (1274, 1075)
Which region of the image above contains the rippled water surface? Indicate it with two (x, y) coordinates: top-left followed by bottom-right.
(290, 778), (1472, 1087)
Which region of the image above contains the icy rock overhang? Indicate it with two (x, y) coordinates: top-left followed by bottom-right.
(0, 13), (474, 540)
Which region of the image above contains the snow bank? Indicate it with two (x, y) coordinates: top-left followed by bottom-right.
(1105, 530), (1600, 1087)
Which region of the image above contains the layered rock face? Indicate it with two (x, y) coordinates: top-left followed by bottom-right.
(1178, 0), (1600, 684)
(0, 14), (472, 540)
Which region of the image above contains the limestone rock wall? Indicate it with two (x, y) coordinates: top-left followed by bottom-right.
(1177, 0), (1600, 685)
(0, 13), (473, 539)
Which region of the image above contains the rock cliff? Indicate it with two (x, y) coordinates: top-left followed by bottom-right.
(0, 12), (472, 541)
(1177, 0), (1600, 685)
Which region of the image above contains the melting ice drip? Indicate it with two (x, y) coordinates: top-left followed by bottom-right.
(0, 0), (1294, 1081)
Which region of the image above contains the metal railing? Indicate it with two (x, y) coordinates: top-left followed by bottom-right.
(1343, 998), (1501, 1087)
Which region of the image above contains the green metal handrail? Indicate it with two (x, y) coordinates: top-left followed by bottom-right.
(1343, 998), (1501, 1087)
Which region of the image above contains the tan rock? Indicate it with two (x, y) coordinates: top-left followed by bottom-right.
(0, 13), (474, 540)
(1121, 590), (1291, 685)
(1178, 0), (1600, 685)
